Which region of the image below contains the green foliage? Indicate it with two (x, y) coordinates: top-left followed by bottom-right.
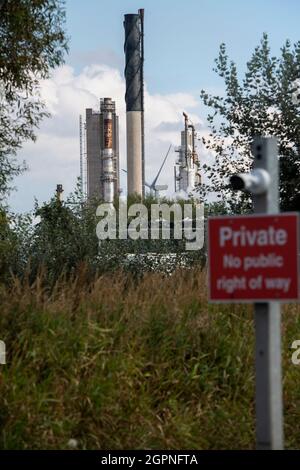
(26, 187), (100, 284)
(0, 270), (299, 449)
(0, 0), (68, 201)
(1, 185), (210, 284)
(0, 208), (18, 281)
(0, 178), (225, 284)
(95, 194), (207, 276)
(31, 200), (89, 281)
(200, 33), (300, 212)
(204, 201), (229, 217)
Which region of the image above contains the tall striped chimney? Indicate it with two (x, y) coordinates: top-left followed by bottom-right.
(124, 9), (145, 197)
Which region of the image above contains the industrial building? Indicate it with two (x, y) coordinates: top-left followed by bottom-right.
(174, 112), (201, 194)
(79, 10), (201, 203)
(84, 98), (119, 202)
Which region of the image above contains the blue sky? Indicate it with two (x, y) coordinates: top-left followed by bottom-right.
(66, 0), (300, 94)
(9, 0), (300, 212)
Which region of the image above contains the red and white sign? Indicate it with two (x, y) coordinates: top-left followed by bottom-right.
(208, 213), (299, 302)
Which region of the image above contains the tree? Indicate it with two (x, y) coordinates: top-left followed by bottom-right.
(199, 33), (300, 212)
(0, 0), (68, 202)
(3, 182), (207, 284)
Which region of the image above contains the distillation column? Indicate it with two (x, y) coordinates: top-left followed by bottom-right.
(101, 98), (116, 204)
(175, 113), (201, 194)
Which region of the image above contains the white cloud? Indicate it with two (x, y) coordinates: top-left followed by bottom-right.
(10, 63), (210, 212)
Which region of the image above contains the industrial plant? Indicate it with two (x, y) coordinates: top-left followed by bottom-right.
(81, 98), (119, 202)
(174, 112), (201, 195)
(79, 9), (201, 203)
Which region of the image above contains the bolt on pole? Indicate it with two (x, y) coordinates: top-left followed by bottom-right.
(252, 136), (283, 450)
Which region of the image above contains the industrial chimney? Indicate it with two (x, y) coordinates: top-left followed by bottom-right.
(101, 98), (117, 204)
(124, 9), (145, 197)
(85, 99), (119, 202)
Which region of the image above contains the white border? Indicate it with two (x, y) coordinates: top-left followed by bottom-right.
(207, 212), (300, 304)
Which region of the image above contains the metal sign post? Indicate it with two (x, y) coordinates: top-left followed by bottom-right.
(208, 136), (287, 449)
(252, 137), (283, 449)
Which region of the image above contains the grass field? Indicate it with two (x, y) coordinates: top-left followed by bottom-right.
(0, 268), (300, 449)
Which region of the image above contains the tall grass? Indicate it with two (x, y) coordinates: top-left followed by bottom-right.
(0, 268), (300, 449)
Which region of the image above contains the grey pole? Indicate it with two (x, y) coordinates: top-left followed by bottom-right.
(252, 137), (283, 450)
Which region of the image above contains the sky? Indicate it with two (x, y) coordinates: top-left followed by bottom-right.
(9, 0), (300, 212)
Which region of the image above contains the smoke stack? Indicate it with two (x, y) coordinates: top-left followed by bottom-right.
(56, 184), (63, 202)
(101, 98), (117, 204)
(124, 9), (144, 197)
